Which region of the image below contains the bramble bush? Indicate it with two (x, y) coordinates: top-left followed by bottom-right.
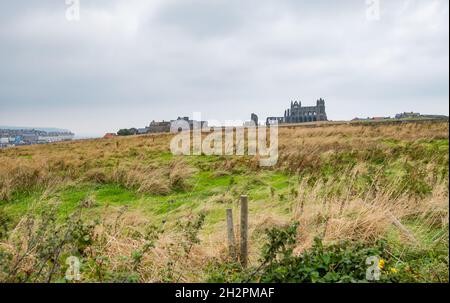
(0, 204), (207, 283)
(208, 222), (409, 283)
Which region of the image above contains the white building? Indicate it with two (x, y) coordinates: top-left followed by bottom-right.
(38, 134), (74, 143)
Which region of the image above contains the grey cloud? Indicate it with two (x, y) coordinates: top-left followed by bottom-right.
(0, 0), (448, 135)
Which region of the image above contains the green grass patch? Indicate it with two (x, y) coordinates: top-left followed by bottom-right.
(95, 184), (140, 206)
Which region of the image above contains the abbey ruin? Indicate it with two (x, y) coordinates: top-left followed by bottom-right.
(266, 98), (328, 125)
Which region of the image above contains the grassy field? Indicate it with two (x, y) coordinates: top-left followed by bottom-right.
(0, 121), (448, 282)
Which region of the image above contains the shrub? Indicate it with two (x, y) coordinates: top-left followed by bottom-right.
(257, 236), (392, 283)
(208, 223), (410, 283)
(117, 129), (137, 136)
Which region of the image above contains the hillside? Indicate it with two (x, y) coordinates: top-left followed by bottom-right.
(0, 121), (448, 282)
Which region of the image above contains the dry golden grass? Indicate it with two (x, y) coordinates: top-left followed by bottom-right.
(0, 121), (447, 196)
(0, 121), (448, 282)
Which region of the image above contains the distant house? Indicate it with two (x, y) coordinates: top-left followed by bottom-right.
(103, 133), (117, 139)
(146, 117), (208, 134)
(148, 120), (171, 133)
(171, 117), (208, 132)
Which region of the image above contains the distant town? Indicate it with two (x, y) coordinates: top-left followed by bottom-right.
(1, 99), (448, 147)
(0, 128), (74, 148)
(109, 99), (449, 138)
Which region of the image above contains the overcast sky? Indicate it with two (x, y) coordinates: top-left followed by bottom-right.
(0, 0), (448, 136)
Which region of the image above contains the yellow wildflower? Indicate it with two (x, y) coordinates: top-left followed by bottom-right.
(378, 259), (385, 269)
(390, 267), (398, 274)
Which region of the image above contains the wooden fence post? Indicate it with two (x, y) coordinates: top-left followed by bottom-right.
(226, 208), (236, 261)
(240, 195), (248, 268)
